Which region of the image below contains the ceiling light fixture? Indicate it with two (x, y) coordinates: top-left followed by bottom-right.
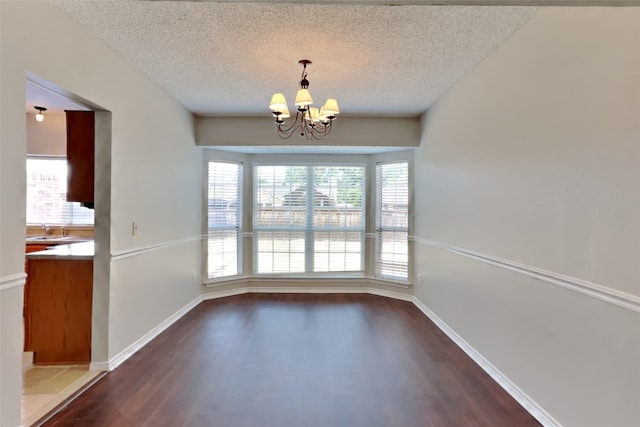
(269, 60), (339, 141)
(34, 106), (47, 122)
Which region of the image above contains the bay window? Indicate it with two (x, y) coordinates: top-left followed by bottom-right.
(204, 152), (412, 285)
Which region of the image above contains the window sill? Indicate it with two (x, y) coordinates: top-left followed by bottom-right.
(204, 275), (412, 289)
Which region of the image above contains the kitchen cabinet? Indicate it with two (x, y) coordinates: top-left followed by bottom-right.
(66, 110), (95, 206)
(24, 242), (93, 364)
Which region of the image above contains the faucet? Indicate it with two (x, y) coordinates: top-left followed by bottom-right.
(42, 223), (51, 235)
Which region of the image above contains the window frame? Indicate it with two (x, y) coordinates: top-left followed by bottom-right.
(252, 161), (367, 277)
(205, 160), (243, 281)
(374, 160), (410, 283)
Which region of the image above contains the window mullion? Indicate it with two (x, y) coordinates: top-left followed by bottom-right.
(305, 166), (314, 273)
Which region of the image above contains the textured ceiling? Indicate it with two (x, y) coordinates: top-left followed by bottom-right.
(51, 1), (537, 116)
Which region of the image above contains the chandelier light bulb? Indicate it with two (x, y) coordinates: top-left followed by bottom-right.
(34, 106), (47, 122)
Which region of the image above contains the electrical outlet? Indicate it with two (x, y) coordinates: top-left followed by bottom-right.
(132, 221), (138, 236)
(417, 273), (422, 284)
(192, 272), (197, 283)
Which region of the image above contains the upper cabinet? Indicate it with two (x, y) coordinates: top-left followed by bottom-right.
(65, 111), (95, 207)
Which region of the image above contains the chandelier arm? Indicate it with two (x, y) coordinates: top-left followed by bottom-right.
(276, 124), (300, 140)
(275, 111), (304, 140)
(276, 118), (298, 134)
(277, 127), (298, 140)
(308, 121), (333, 140)
(275, 111), (301, 133)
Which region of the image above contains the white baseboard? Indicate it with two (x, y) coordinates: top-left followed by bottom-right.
(202, 287), (249, 300)
(249, 286), (368, 294)
(410, 297), (562, 427)
(369, 287), (414, 302)
(89, 361), (110, 371)
(103, 295), (203, 371)
(202, 286), (413, 302)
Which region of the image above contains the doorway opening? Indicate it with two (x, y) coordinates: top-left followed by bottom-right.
(22, 74), (111, 425)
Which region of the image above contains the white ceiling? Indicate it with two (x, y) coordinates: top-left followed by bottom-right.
(50, 1), (538, 117)
(26, 80), (90, 115)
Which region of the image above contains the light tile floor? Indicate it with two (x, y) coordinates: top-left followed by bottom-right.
(22, 359), (101, 427)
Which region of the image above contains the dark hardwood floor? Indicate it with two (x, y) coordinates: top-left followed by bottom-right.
(45, 293), (541, 427)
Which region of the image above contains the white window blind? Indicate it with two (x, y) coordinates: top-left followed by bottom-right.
(254, 165), (365, 275)
(26, 157), (94, 225)
(375, 161), (409, 281)
(207, 161), (242, 279)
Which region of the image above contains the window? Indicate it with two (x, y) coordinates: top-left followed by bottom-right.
(375, 161), (409, 281)
(26, 157), (94, 225)
(207, 161), (242, 279)
(254, 165), (365, 275)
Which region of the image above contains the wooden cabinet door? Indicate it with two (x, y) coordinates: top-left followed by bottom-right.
(26, 259), (93, 364)
(66, 110), (95, 205)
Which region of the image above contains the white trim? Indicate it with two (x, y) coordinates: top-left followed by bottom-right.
(202, 287), (249, 300)
(89, 361), (110, 371)
(410, 297), (562, 427)
(202, 284), (412, 301)
(249, 286), (368, 294)
(204, 276), (250, 287)
(416, 237), (640, 314)
(104, 295), (202, 371)
(0, 273), (27, 291)
(111, 235), (205, 261)
(369, 287), (414, 301)
(204, 275), (411, 289)
(369, 277), (411, 289)
(179, 1), (640, 7)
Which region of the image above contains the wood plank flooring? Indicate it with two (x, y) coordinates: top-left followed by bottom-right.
(44, 293), (541, 427)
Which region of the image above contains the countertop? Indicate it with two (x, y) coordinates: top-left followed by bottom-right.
(26, 241), (94, 260)
(26, 236), (90, 245)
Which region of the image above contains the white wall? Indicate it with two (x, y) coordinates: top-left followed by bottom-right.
(26, 112), (66, 155)
(414, 7), (640, 427)
(1, 3), (202, 426)
(196, 116), (421, 147)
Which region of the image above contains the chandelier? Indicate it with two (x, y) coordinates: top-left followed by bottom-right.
(269, 60), (340, 141)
